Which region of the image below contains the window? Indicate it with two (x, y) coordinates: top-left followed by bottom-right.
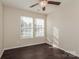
(21, 16), (33, 38)
(35, 18), (45, 37)
(21, 16), (45, 38)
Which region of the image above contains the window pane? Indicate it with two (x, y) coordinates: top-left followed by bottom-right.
(21, 16), (33, 38)
(35, 18), (45, 37)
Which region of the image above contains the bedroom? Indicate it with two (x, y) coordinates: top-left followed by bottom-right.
(0, 0), (79, 59)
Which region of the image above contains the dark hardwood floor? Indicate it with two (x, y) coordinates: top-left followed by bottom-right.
(1, 43), (79, 59)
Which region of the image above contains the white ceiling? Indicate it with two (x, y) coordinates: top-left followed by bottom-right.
(2, 0), (64, 14)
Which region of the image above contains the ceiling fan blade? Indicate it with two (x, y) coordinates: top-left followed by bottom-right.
(30, 3), (39, 8)
(48, 1), (61, 5)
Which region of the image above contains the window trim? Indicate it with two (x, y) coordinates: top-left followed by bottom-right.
(20, 16), (46, 39)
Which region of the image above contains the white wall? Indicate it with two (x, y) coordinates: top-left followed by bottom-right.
(0, 1), (3, 58)
(4, 6), (46, 50)
(47, 0), (79, 56)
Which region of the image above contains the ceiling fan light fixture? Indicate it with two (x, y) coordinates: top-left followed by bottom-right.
(40, 0), (48, 7)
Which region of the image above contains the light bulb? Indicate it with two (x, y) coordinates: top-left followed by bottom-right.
(40, 0), (47, 7)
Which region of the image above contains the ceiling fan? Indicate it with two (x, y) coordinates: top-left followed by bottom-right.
(30, 0), (61, 11)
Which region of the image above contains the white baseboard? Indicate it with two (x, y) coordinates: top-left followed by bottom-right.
(58, 47), (79, 57)
(0, 50), (4, 58)
(46, 42), (79, 57)
(4, 42), (45, 50)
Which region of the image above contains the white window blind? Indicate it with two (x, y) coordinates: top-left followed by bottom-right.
(21, 16), (33, 38)
(35, 18), (45, 37)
